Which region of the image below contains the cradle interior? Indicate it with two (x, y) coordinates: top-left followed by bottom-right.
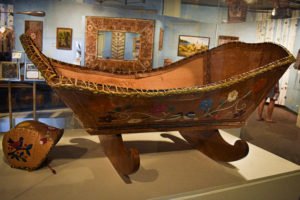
(51, 42), (289, 91)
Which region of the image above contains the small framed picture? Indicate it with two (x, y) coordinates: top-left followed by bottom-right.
(0, 62), (20, 81)
(159, 28), (164, 51)
(24, 63), (44, 81)
(178, 35), (210, 57)
(218, 35), (239, 46)
(227, 1), (247, 23)
(12, 51), (22, 59)
(56, 27), (72, 50)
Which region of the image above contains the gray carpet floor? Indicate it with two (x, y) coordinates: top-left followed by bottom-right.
(241, 105), (300, 165)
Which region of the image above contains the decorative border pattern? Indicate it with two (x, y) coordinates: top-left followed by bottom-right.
(85, 17), (155, 72)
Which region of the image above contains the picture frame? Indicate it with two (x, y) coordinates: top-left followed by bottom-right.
(24, 63), (44, 81)
(227, 1), (247, 23)
(218, 35), (239, 46)
(85, 17), (155, 71)
(159, 28), (164, 51)
(12, 51), (22, 59)
(178, 35), (210, 57)
(56, 27), (72, 50)
(0, 61), (20, 81)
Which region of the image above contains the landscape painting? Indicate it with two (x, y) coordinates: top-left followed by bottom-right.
(178, 35), (209, 57)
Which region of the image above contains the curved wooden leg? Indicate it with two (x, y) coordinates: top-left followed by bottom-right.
(180, 130), (249, 162)
(99, 134), (140, 183)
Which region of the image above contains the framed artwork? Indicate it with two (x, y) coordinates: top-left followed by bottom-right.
(111, 31), (125, 59)
(178, 35), (210, 57)
(0, 61), (19, 81)
(12, 51), (22, 59)
(25, 20), (43, 50)
(85, 17), (154, 71)
(56, 27), (72, 50)
(227, 1), (247, 23)
(218, 35), (239, 46)
(24, 63), (44, 81)
(159, 28), (164, 51)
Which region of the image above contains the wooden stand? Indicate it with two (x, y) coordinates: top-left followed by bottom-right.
(179, 129), (249, 162)
(98, 134), (140, 183)
(98, 130), (249, 183)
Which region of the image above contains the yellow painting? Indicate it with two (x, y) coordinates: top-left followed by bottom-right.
(178, 35), (209, 57)
(56, 27), (72, 50)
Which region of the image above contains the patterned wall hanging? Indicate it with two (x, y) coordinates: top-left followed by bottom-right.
(85, 17), (155, 72)
(111, 32), (125, 59)
(25, 20), (43, 51)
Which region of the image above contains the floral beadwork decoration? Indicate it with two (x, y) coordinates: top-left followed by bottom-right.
(197, 89), (251, 119)
(7, 137), (33, 162)
(199, 99), (213, 112)
(227, 90), (239, 102)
